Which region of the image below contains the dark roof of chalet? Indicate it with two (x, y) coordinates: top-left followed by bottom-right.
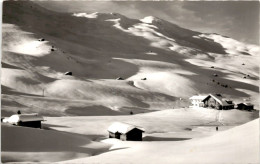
(202, 94), (234, 106)
(108, 122), (145, 134)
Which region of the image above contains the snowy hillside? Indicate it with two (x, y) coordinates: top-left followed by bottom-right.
(1, 1), (259, 115)
(58, 118), (260, 164)
(1, 1), (259, 163)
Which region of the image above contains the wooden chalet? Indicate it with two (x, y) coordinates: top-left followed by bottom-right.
(202, 94), (234, 110)
(108, 122), (145, 141)
(2, 113), (44, 128)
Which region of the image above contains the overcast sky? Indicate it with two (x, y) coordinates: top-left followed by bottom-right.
(36, 1), (259, 45)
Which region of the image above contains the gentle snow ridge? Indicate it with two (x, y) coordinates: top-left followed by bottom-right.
(140, 16), (157, 24)
(105, 18), (124, 30)
(108, 17), (203, 56)
(72, 12), (98, 19)
(197, 34), (260, 56)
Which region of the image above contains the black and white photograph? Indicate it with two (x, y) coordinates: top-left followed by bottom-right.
(1, 0), (259, 163)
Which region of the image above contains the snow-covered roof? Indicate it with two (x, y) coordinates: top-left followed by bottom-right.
(4, 114), (44, 124)
(108, 122), (145, 134)
(189, 95), (207, 100)
(202, 94), (234, 106)
(238, 102), (254, 106)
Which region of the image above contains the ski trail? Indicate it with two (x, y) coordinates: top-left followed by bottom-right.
(217, 110), (225, 125)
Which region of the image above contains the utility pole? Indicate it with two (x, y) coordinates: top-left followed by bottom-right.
(42, 88), (45, 97)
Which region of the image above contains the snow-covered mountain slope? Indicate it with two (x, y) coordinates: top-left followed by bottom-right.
(1, 1), (259, 116)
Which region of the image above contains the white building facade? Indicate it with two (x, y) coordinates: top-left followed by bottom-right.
(189, 95), (207, 108)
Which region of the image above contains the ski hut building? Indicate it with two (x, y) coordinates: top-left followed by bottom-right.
(237, 103), (254, 111)
(202, 94), (234, 110)
(108, 122), (145, 141)
(2, 113), (44, 128)
(189, 95), (207, 108)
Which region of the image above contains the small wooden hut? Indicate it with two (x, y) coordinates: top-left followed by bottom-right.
(237, 103), (254, 111)
(108, 122), (145, 141)
(2, 113), (44, 128)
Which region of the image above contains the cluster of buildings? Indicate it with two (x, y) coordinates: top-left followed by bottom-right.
(189, 94), (254, 111)
(1, 93), (254, 142)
